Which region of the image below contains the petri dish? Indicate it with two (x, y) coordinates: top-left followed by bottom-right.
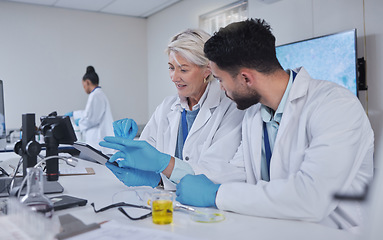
(189, 208), (225, 223)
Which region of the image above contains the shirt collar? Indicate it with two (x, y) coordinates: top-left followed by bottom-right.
(261, 70), (294, 123)
(178, 82), (210, 111)
(91, 86), (100, 93)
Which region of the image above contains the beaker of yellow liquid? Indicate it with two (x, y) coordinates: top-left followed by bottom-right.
(151, 192), (174, 225)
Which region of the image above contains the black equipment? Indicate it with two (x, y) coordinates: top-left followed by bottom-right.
(14, 112), (77, 181)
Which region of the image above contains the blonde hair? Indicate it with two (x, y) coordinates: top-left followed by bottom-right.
(166, 29), (214, 82)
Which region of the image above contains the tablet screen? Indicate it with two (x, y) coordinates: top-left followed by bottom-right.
(72, 142), (109, 165)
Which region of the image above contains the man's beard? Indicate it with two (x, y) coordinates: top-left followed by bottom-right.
(226, 90), (261, 110)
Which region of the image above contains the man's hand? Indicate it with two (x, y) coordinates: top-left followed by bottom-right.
(176, 174), (221, 207)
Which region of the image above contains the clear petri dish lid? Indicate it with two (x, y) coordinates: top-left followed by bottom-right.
(189, 208), (225, 223)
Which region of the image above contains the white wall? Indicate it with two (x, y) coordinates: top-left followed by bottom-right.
(147, 0), (383, 163)
(146, 0), (235, 115)
(0, 1), (148, 130)
(1, 0), (381, 162)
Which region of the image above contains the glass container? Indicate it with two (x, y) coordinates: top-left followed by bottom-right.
(20, 167), (54, 218)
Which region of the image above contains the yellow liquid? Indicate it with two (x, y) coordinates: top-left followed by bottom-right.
(152, 200), (173, 224)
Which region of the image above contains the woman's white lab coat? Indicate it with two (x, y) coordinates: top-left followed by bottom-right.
(73, 87), (114, 154)
(140, 80), (246, 188)
(216, 67), (374, 230)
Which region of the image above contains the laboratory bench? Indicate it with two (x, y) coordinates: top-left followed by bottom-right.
(0, 151), (356, 240)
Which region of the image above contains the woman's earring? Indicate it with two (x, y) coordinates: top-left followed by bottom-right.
(203, 75), (209, 83)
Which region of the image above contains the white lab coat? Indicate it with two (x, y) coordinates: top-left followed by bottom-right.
(73, 87), (114, 154)
(216, 67), (374, 230)
(140, 80), (246, 188)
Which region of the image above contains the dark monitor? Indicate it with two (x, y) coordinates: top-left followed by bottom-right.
(0, 80), (6, 149)
(276, 29), (358, 96)
(39, 113), (77, 182)
(40, 114), (77, 144)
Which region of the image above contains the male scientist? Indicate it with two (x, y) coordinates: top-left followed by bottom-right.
(175, 19), (374, 230)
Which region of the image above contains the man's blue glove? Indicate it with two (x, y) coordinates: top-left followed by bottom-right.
(113, 118), (138, 139)
(106, 162), (161, 188)
(74, 118), (80, 126)
(99, 136), (171, 173)
(176, 174), (221, 207)
(64, 112), (73, 117)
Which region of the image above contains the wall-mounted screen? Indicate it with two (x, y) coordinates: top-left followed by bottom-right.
(0, 80), (6, 150)
(0, 80), (5, 137)
(276, 29), (358, 96)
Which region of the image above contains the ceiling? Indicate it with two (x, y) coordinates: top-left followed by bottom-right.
(3, 0), (182, 18)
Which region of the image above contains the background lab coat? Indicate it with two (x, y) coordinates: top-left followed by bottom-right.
(140, 80), (246, 189)
(73, 87), (114, 154)
(216, 67), (374, 230)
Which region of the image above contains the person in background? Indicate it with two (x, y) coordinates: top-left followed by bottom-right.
(0, 113), (5, 138)
(174, 19), (374, 230)
(100, 29), (246, 190)
(66, 66), (114, 154)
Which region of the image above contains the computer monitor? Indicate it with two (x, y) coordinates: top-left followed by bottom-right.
(0, 80), (6, 150)
(276, 29), (358, 96)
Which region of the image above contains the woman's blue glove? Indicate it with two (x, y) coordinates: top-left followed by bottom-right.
(113, 118), (138, 139)
(99, 136), (171, 173)
(64, 112), (73, 117)
(106, 162), (161, 188)
(74, 118), (80, 126)
(176, 174), (221, 207)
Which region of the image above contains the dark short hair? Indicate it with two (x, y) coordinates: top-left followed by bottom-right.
(204, 18), (282, 77)
(83, 66), (99, 85)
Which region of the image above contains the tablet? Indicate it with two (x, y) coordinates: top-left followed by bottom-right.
(72, 142), (109, 165)
(50, 195), (87, 211)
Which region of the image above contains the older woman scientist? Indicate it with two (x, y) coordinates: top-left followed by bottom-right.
(100, 29), (245, 189)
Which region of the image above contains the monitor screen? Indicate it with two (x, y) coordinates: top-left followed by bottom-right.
(276, 29), (358, 96)
(0, 80), (6, 150)
(0, 80), (5, 138)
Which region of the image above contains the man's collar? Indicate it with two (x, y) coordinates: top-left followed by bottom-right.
(261, 70), (295, 123)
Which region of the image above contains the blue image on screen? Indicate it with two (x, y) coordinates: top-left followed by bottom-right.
(276, 29), (358, 96)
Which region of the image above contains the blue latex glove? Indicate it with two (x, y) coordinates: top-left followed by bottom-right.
(113, 118), (138, 139)
(106, 162), (161, 188)
(74, 118), (80, 126)
(64, 112), (73, 117)
(99, 136), (171, 173)
(176, 174), (221, 207)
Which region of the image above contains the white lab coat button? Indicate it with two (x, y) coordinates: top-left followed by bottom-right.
(185, 156), (189, 161)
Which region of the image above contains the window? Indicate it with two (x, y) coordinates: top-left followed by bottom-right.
(199, 0), (248, 35)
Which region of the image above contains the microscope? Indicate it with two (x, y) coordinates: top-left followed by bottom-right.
(14, 112), (77, 181)
(0, 112), (77, 198)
